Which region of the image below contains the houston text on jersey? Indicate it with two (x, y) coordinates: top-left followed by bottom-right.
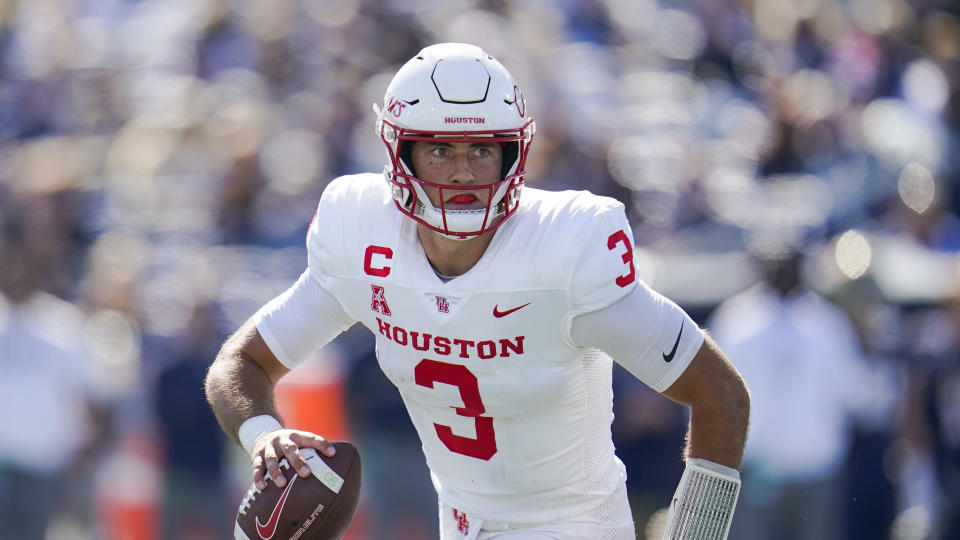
(376, 317), (524, 359)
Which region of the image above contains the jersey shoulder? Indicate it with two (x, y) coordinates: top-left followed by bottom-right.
(499, 188), (636, 310)
(306, 173), (398, 280)
(509, 188), (628, 253)
(519, 188), (626, 228)
(315, 173), (392, 218)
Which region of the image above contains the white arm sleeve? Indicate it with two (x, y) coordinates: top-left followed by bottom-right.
(570, 280), (704, 392)
(252, 269), (356, 369)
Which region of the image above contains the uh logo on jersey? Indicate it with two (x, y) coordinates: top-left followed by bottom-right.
(363, 245), (526, 361)
(370, 284), (450, 317)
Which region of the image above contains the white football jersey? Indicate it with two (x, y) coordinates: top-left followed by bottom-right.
(256, 173), (702, 523)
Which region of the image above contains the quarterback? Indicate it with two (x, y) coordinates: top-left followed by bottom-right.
(206, 43), (750, 539)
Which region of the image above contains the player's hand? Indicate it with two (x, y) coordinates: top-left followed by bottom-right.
(250, 429), (336, 490)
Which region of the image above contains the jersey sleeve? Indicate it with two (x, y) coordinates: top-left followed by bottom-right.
(566, 200), (639, 315)
(305, 176), (353, 290)
(569, 281), (705, 392)
(255, 176), (365, 368)
(253, 269), (356, 369)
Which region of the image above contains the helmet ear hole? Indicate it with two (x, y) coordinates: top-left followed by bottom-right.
(501, 141), (519, 180)
(399, 141), (417, 177)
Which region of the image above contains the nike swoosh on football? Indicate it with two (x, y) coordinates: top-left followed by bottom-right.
(493, 302), (531, 318)
(256, 474), (297, 539)
(663, 322), (683, 362)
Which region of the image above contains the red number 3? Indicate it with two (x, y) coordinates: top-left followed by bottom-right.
(607, 229), (636, 288)
(414, 359), (497, 460)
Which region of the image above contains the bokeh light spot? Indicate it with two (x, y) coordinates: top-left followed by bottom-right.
(835, 230), (872, 279)
(897, 162), (936, 214)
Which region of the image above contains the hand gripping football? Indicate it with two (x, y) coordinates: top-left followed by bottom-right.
(235, 441), (362, 540)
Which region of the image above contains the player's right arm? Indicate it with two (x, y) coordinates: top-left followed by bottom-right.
(205, 319), (332, 491)
(205, 269), (357, 490)
(209, 177), (365, 489)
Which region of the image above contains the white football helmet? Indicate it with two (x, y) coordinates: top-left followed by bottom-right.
(374, 43), (535, 238)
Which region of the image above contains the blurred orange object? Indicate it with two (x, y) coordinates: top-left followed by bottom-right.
(95, 433), (161, 540)
(99, 502), (157, 540)
(274, 352), (351, 442)
(274, 352), (368, 539)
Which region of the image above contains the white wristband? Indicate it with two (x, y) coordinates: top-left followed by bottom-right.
(686, 457), (740, 480)
(238, 415), (283, 455)
(663, 457), (741, 539)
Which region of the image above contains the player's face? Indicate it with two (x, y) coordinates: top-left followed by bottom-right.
(409, 140), (503, 210)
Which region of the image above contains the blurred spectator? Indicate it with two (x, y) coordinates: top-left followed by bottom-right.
(0, 211), (107, 539)
(926, 289), (960, 537)
(708, 250), (873, 540)
(896, 287), (960, 539)
(154, 301), (231, 540)
(830, 277), (903, 540)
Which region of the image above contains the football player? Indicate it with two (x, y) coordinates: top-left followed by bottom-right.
(205, 43), (750, 540)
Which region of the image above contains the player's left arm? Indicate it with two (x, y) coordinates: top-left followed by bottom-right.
(564, 200), (749, 466)
(567, 201), (748, 538)
(658, 335), (748, 539)
(661, 334), (749, 469)
(569, 283), (749, 468)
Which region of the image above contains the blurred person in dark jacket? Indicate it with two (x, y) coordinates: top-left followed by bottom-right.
(919, 288), (960, 538)
(155, 301), (231, 540)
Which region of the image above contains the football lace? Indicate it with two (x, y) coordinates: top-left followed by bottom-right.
(237, 458), (291, 516)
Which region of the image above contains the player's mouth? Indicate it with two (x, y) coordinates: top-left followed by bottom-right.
(444, 193), (483, 209)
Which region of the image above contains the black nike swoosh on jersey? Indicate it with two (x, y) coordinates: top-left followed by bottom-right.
(663, 322), (683, 362)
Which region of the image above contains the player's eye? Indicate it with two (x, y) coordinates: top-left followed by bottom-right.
(475, 144), (501, 159)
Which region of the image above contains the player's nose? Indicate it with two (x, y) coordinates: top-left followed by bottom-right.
(448, 152), (476, 185)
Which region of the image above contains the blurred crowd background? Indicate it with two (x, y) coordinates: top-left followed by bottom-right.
(1, 0), (959, 539)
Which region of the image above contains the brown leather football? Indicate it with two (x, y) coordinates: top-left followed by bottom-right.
(235, 441), (361, 540)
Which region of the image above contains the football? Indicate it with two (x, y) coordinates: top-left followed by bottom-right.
(235, 441), (362, 540)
